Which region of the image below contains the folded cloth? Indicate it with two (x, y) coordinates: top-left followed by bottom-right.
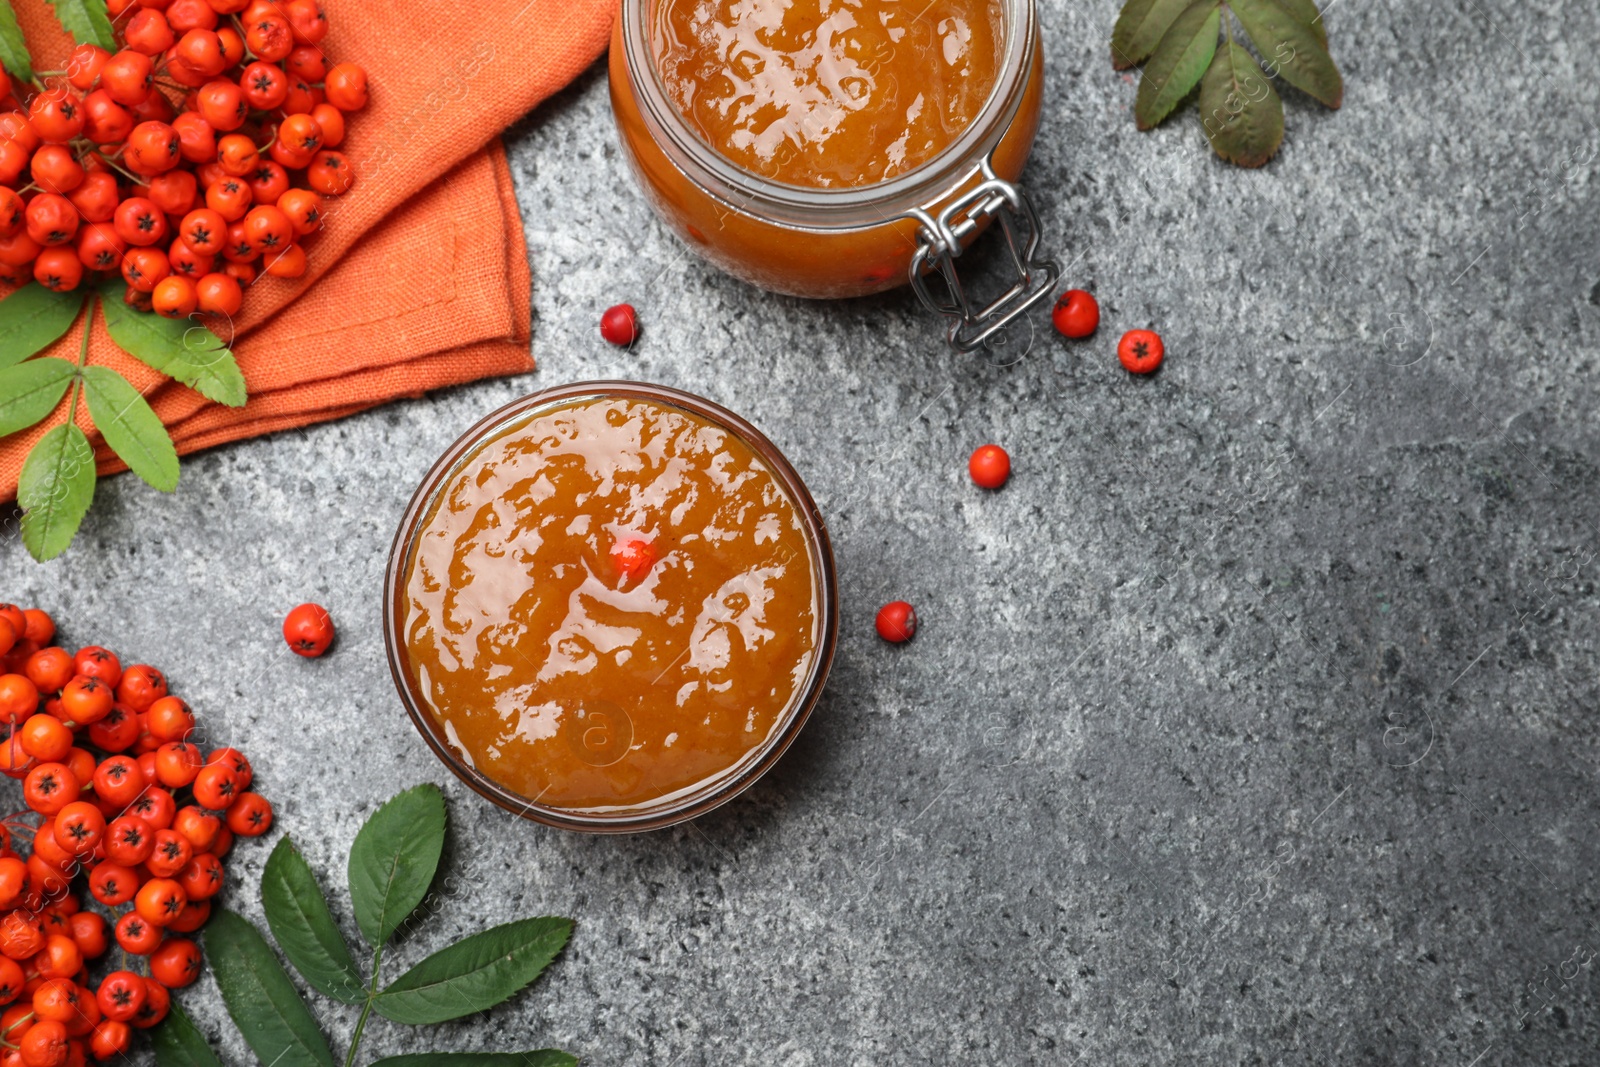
(0, 0), (615, 501)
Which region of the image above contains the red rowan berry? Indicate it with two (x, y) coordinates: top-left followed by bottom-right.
(175, 29), (226, 76)
(1117, 329), (1164, 374)
(243, 14), (292, 61)
(600, 304), (639, 346)
(195, 79), (246, 131)
(133, 878), (186, 927)
(114, 665), (166, 712)
(225, 791), (272, 836)
(121, 246), (171, 293)
(285, 45), (325, 83)
(92, 1019), (132, 1060)
(31, 249), (82, 293)
(113, 197), (167, 246)
(28, 89), (85, 144)
(124, 9), (175, 55)
(324, 63), (368, 110)
(125, 120), (181, 174)
(66, 172), (118, 223)
(152, 274), (198, 318)
(29, 147), (84, 195)
(305, 149), (353, 195)
(23, 763), (78, 816)
(131, 977), (169, 1028)
(0, 958), (21, 1005)
(18, 1017), (69, 1066)
(166, 237), (214, 278)
(1051, 289), (1099, 339)
(144, 829), (192, 878)
(195, 272), (241, 315)
(69, 911), (106, 959)
(24, 195), (78, 247)
(309, 101), (345, 148)
(149, 938), (200, 988)
(113, 913), (158, 955)
(59, 675), (113, 725)
(66, 43), (111, 91)
(262, 241), (306, 277)
(100, 49), (154, 106)
(148, 169), (197, 214)
(240, 60), (289, 110)
(875, 600), (917, 643)
(247, 160), (289, 205)
(95, 972), (146, 1022)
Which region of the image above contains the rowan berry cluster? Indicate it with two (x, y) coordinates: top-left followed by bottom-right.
(0, 0), (368, 319)
(0, 603), (272, 1065)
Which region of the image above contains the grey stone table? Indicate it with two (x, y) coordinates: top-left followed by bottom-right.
(7, 0), (1600, 1063)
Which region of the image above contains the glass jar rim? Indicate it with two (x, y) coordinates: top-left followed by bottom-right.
(382, 381), (841, 834)
(619, 0), (1038, 227)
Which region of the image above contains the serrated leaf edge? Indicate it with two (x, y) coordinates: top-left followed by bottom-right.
(262, 837), (368, 1005)
(81, 364), (179, 492)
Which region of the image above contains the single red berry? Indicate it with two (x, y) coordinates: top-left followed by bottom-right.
(968, 444), (1010, 490)
(1117, 329), (1164, 374)
(600, 303), (639, 346)
(875, 601), (917, 644)
(1051, 289), (1099, 339)
(282, 603), (334, 657)
(610, 538), (656, 584)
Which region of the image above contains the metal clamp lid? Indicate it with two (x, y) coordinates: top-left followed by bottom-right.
(905, 155), (1059, 353)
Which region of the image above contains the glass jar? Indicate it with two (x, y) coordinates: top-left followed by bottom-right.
(609, 0), (1057, 350)
(383, 381), (840, 833)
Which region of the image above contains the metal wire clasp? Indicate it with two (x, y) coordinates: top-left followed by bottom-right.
(904, 155), (1060, 353)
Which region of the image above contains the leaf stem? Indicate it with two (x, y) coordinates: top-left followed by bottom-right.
(65, 295), (94, 424)
(341, 944), (383, 1067)
(342, 998), (375, 1067)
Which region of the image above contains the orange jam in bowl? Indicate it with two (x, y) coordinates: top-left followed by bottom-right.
(383, 382), (839, 833)
(654, 0), (1006, 188)
(609, 0), (1045, 299)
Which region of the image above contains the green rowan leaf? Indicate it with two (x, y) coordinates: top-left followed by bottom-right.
(373, 917), (573, 1025)
(151, 1003), (226, 1067)
(1198, 41), (1285, 167)
(261, 837), (366, 1004)
(369, 1055), (577, 1067)
(1272, 0), (1329, 49)
(81, 364), (178, 491)
(0, 285), (83, 368)
(45, 0), (114, 50)
(1230, 0), (1343, 108)
(348, 784), (446, 947)
(0, 358), (76, 438)
(0, 1), (31, 83)
(1135, 0), (1221, 130)
(205, 910), (336, 1067)
(98, 282), (247, 408)
(18, 422), (95, 562)
(1111, 0), (1196, 69)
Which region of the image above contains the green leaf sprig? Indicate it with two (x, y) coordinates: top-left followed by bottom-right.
(154, 784), (576, 1067)
(0, 282), (246, 562)
(1111, 0), (1342, 167)
(0, 0), (249, 561)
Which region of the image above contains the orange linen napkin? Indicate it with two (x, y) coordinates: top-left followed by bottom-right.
(0, 0), (616, 501)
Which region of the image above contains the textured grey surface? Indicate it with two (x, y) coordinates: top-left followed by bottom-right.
(6, 0), (1600, 1063)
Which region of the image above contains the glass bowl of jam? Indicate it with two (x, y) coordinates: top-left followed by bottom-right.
(609, 0), (1057, 349)
(383, 382), (839, 833)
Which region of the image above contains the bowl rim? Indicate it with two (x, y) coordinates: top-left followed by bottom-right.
(381, 380), (840, 834)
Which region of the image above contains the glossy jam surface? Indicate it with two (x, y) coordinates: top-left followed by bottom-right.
(401, 396), (819, 812)
(654, 0), (1005, 187)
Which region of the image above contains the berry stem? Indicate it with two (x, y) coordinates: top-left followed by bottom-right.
(90, 150), (140, 183)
